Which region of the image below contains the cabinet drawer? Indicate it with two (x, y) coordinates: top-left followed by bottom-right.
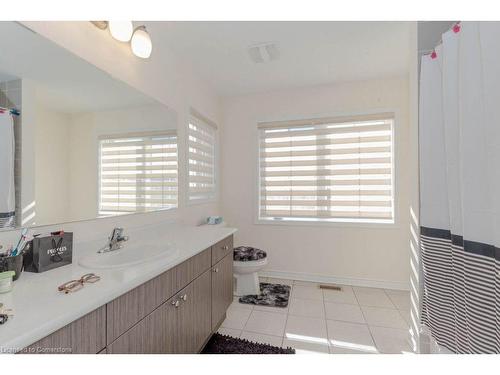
(211, 235), (233, 265)
(106, 247), (211, 344)
(22, 306), (106, 354)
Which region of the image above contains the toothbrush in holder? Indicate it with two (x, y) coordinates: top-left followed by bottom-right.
(11, 228), (28, 256)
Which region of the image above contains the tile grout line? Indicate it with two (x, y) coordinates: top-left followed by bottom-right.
(238, 300), (256, 337)
(353, 285), (380, 354)
(280, 282), (294, 348)
(382, 288), (398, 309)
(230, 279), (411, 352)
(321, 288), (333, 354)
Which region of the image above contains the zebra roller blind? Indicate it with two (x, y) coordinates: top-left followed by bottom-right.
(99, 131), (178, 215)
(188, 112), (217, 202)
(258, 113), (395, 223)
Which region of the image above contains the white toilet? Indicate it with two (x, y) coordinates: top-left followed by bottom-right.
(233, 246), (268, 296)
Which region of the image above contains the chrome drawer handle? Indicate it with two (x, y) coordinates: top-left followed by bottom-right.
(222, 245), (229, 250)
(213, 268), (219, 273)
(180, 294), (187, 301)
(172, 300), (180, 308)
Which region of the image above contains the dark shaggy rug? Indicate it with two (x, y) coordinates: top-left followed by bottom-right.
(238, 283), (291, 308)
(201, 333), (295, 354)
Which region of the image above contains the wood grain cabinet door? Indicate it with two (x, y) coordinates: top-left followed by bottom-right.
(107, 304), (168, 354)
(166, 269), (211, 353)
(108, 268), (213, 354)
(211, 253), (234, 331)
(106, 248), (211, 345)
(22, 306), (106, 354)
(186, 269), (212, 353)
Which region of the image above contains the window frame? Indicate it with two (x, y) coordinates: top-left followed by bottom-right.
(254, 110), (399, 228)
(186, 109), (219, 205)
(97, 130), (179, 217)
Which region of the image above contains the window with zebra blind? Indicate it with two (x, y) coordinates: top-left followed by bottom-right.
(98, 131), (178, 215)
(188, 111), (217, 202)
(258, 113), (395, 224)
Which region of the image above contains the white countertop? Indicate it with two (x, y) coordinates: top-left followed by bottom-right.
(0, 223), (237, 353)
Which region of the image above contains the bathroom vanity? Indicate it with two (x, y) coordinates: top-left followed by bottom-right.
(21, 235), (233, 354)
(0, 224), (235, 354)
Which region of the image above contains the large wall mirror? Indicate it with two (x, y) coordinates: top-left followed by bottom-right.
(0, 22), (178, 230)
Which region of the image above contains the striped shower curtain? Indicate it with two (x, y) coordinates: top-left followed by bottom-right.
(419, 22), (500, 354)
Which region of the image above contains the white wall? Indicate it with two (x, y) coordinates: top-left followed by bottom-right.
(221, 78), (411, 289)
(0, 21), (222, 247)
(34, 103), (70, 224)
(408, 23), (422, 352)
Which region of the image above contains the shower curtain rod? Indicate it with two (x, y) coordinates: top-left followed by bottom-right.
(0, 106), (20, 116)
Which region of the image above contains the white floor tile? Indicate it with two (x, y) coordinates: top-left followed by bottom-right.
(230, 297), (254, 310)
(399, 310), (412, 327)
(324, 302), (365, 324)
(330, 346), (378, 354)
(291, 285), (324, 301)
(221, 306), (252, 330)
(288, 298), (325, 318)
(217, 327), (241, 338)
(283, 338), (330, 354)
(221, 280), (417, 355)
(322, 285), (358, 305)
(284, 315), (328, 345)
(253, 304), (289, 314)
(361, 306), (408, 329)
(240, 331), (284, 347)
(326, 320), (378, 354)
(244, 310), (288, 337)
(369, 326), (413, 354)
(385, 290), (411, 311)
(353, 287), (395, 308)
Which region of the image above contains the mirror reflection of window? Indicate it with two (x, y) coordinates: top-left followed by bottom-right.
(98, 131), (178, 216)
(188, 111), (217, 203)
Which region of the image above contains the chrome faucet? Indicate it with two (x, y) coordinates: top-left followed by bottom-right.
(98, 227), (129, 253)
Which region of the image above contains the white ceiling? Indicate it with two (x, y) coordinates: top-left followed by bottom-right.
(146, 21), (412, 96)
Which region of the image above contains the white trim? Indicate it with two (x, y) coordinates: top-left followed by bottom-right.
(259, 269), (410, 291)
(254, 217), (399, 229)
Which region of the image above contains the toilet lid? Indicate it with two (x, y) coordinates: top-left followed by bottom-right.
(233, 246), (267, 262)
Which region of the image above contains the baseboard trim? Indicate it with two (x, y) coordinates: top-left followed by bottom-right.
(259, 269), (410, 291)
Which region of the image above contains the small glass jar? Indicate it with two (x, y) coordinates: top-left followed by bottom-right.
(0, 271), (15, 293)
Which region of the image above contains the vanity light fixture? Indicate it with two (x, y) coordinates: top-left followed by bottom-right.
(109, 21), (134, 42)
(90, 21), (152, 59)
(131, 26), (152, 59)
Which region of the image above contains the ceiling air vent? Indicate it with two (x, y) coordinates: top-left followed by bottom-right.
(248, 42), (280, 64)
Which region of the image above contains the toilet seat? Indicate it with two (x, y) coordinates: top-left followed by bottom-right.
(233, 246), (267, 262)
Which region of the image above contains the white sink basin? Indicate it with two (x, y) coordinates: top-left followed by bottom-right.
(78, 242), (179, 269)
